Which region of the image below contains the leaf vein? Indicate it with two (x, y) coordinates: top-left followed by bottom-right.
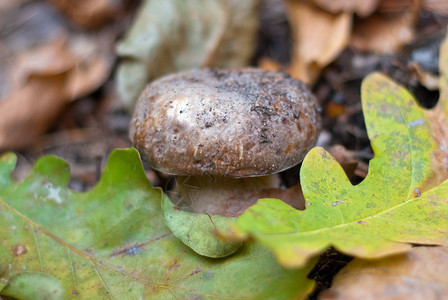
(68, 249), (78, 293)
(324, 161), (344, 224)
(31, 223), (43, 273)
(93, 262), (113, 299)
(399, 107), (415, 201)
(0, 197), (172, 289)
(0, 197), (254, 299)
(264, 180), (447, 237)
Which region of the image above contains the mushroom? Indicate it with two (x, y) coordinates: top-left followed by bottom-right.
(129, 68), (321, 216)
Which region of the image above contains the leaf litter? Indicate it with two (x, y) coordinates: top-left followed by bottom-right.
(1, 1), (448, 298)
(0, 1), (115, 151)
(228, 28), (448, 268)
(0, 148), (316, 299)
(320, 246), (448, 300)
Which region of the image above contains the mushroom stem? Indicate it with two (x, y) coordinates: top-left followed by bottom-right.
(168, 174), (283, 217)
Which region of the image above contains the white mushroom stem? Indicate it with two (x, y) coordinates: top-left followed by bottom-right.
(168, 174), (283, 217)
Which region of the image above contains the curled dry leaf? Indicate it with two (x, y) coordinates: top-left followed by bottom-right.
(0, 0), (22, 13)
(166, 176), (305, 218)
(328, 145), (368, 179)
(286, 0), (351, 84)
(0, 35), (113, 150)
(161, 182), (304, 259)
(409, 61), (440, 91)
(161, 194), (243, 258)
(312, 0), (380, 17)
(440, 26), (448, 102)
(350, 0), (419, 54)
(423, 0), (448, 16)
(63, 36), (113, 98)
(116, 0), (259, 109)
(47, 0), (127, 29)
(320, 246), (448, 300)
(376, 0), (414, 12)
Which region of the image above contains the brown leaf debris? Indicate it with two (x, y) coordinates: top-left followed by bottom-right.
(286, 0), (352, 84)
(320, 246), (448, 300)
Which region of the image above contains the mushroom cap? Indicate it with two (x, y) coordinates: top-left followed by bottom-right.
(130, 68), (321, 177)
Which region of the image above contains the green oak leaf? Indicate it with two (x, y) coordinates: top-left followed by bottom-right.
(162, 195), (242, 258)
(0, 149), (316, 299)
(230, 32), (448, 268)
(1, 273), (64, 300)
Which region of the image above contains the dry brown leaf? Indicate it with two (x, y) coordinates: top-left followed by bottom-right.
(0, 0), (23, 13)
(10, 38), (76, 89)
(169, 174), (305, 218)
(377, 0), (414, 12)
(64, 36), (113, 99)
(409, 61), (440, 90)
(320, 246), (448, 300)
(327, 144), (368, 179)
(423, 0), (448, 16)
(258, 57), (283, 71)
(312, 0), (380, 17)
(0, 35), (113, 150)
(350, 0), (419, 54)
(287, 0), (351, 84)
(202, 185), (306, 217)
(47, 0), (126, 29)
(0, 73), (68, 150)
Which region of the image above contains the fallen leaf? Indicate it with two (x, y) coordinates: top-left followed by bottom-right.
(350, 0), (419, 54)
(48, 0), (127, 29)
(0, 33), (113, 150)
(11, 38), (76, 84)
(409, 61), (440, 90)
(161, 174), (304, 257)
(286, 0), (351, 84)
(0, 39), (70, 149)
(423, 0), (448, 16)
(320, 246), (448, 300)
(167, 176), (305, 217)
(1, 273), (64, 300)
(376, 0), (414, 12)
(117, 0), (259, 110)
(440, 27), (448, 102)
(328, 145), (367, 179)
(162, 195), (242, 258)
(312, 0), (380, 17)
(0, 0), (23, 14)
(63, 35), (113, 99)
(227, 30), (448, 268)
(0, 149), (316, 299)
(116, 0), (259, 109)
(0, 1), (65, 99)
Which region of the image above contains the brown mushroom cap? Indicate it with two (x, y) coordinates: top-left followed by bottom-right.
(130, 68), (321, 177)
